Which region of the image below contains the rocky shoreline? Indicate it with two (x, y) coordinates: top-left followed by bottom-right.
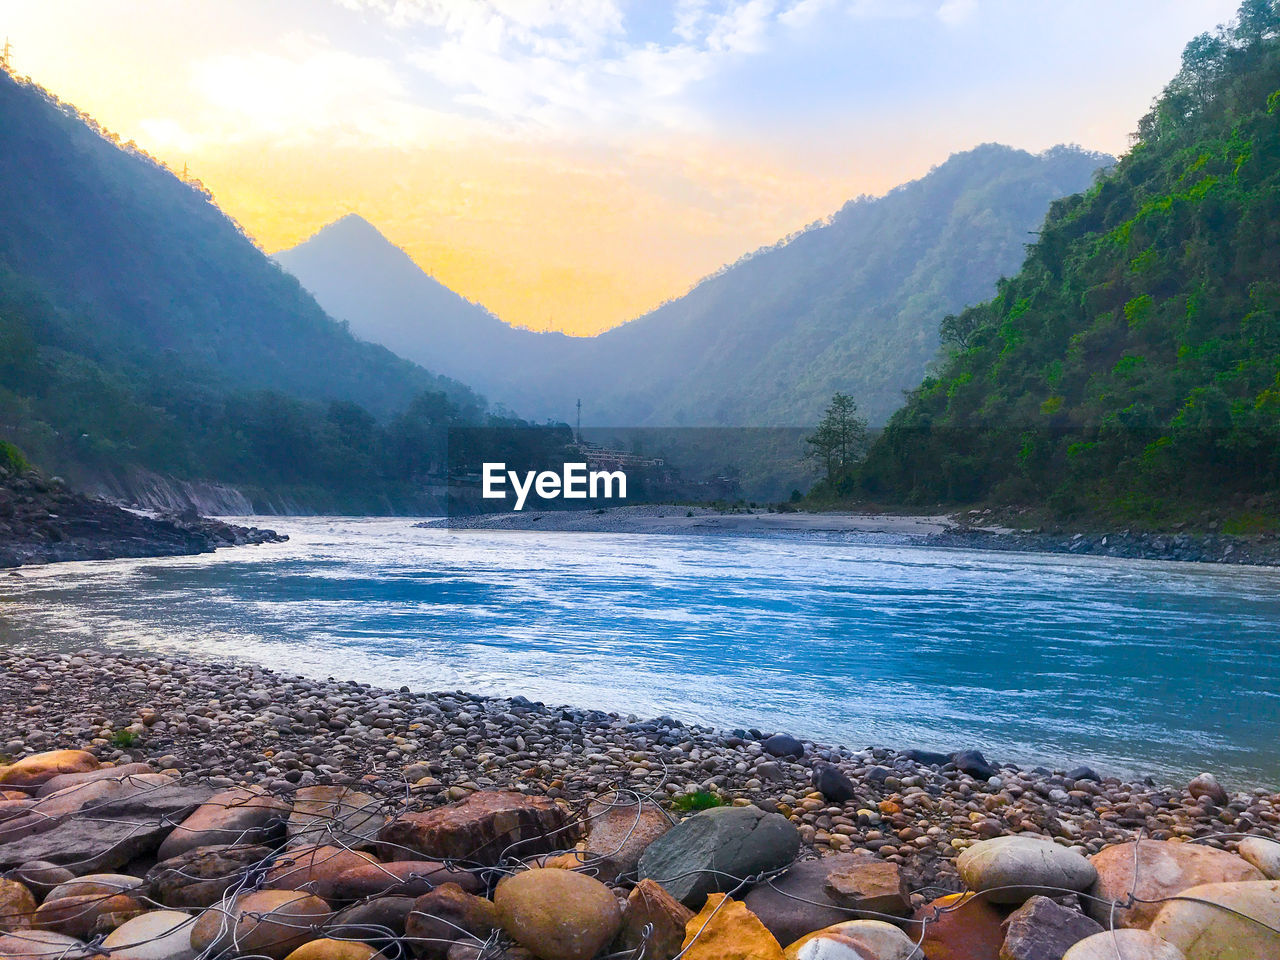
(0, 650), (1277, 958)
(0, 470), (286, 569)
(431, 505), (1280, 567)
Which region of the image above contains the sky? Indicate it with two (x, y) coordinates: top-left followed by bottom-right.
(0, 0), (1244, 334)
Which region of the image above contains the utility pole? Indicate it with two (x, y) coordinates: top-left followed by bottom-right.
(2, 38), (13, 71)
(576, 399), (582, 444)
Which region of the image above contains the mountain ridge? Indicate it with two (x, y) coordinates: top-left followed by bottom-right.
(280, 143), (1112, 428)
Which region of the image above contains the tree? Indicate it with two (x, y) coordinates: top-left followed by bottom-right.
(940, 312), (981, 351)
(806, 393), (869, 486)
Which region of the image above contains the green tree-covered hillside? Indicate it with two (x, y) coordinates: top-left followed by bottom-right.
(859, 1), (1280, 524)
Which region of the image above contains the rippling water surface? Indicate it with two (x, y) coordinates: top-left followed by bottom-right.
(1, 518), (1278, 785)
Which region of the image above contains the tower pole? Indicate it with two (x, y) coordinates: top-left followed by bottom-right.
(576, 399), (582, 444)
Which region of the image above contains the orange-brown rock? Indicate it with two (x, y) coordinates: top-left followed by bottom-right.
(613, 879), (694, 960)
(823, 860), (910, 916)
(0, 752), (99, 790)
(264, 845), (379, 901)
(908, 892), (1004, 960)
(190, 890), (331, 960)
(378, 791), (579, 867)
(681, 894), (784, 960)
(494, 868), (621, 960)
(156, 785), (291, 860)
(1087, 839), (1263, 929)
(32, 894), (144, 940)
(0, 880), (36, 933)
(581, 795), (671, 883)
(288, 785), (385, 850)
(283, 938), (382, 960)
(405, 883), (498, 960)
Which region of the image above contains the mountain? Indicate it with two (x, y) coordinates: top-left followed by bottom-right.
(279, 144), (1110, 427)
(274, 214), (570, 405)
(0, 68), (490, 511)
(857, 0), (1280, 524)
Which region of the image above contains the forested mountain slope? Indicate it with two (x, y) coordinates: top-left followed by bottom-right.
(0, 68), (487, 510)
(858, 1), (1280, 523)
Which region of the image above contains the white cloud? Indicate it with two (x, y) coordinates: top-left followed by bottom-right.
(937, 0), (977, 25)
(170, 33), (483, 149)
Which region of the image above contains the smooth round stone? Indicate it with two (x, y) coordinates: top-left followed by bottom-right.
(0, 929), (99, 958)
(6, 862), (74, 898)
(494, 868), (622, 960)
(1238, 837), (1280, 880)
(1087, 840), (1264, 928)
(786, 920), (919, 960)
(46, 874), (148, 903)
(1148, 879), (1280, 960)
(101, 911), (198, 960)
(191, 890), (331, 960)
(1063, 930), (1188, 960)
(283, 938), (381, 960)
(957, 835), (1096, 903)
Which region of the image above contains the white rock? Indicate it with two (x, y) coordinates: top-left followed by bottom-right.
(102, 910), (198, 960)
(957, 835), (1097, 903)
(1062, 929), (1187, 960)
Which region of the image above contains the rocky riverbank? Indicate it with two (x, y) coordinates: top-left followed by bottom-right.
(0, 469), (286, 569)
(0, 651), (1278, 958)
(432, 506), (1280, 566)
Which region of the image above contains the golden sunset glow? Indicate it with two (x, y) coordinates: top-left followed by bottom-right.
(0, 0), (1241, 334)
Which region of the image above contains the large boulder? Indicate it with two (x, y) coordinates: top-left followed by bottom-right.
(0, 879), (36, 932)
(147, 843), (273, 909)
(0, 752), (99, 790)
(264, 844), (379, 900)
(1087, 840), (1263, 929)
(638, 806), (800, 909)
(378, 791), (578, 867)
(405, 883), (498, 960)
(613, 879), (693, 960)
(1237, 836), (1280, 880)
(288, 785), (385, 850)
(580, 795), (671, 883)
(1147, 879), (1280, 960)
(681, 894), (784, 960)
(784, 920), (920, 960)
(763, 735), (805, 759)
(907, 892), (1004, 960)
(190, 890), (331, 960)
(958, 836), (1097, 903)
(100, 910), (198, 960)
(156, 785), (290, 860)
(494, 868), (621, 960)
(744, 854), (883, 946)
(1062, 930), (1188, 960)
(327, 859), (484, 901)
(999, 896), (1102, 960)
(0, 774), (212, 872)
